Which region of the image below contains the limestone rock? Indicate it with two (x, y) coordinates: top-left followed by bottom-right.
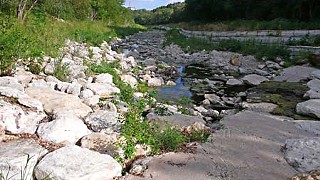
(37, 114), (91, 144)
(0, 100), (45, 134)
(95, 73), (113, 84)
(13, 69), (34, 85)
(204, 94), (221, 104)
(85, 110), (120, 134)
(226, 78), (243, 86)
(66, 81), (82, 96)
(28, 79), (56, 89)
(296, 99), (320, 119)
(311, 70), (320, 79)
(274, 66), (317, 82)
(34, 145), (122, 180)
(242, 74), (269, 86)
(80, 89), (94, 99)
(86, 83), (120, 97)
(121, 74), (138, 88)
(166, 80), (177, 86)
(0, 139), (47, 180)
(284, 137), (320, 172)
(26, 87), (92, 118)
(148, 77), (163, 87)
(0, 76), (24, 91)
(242, 102), (278, 113)
(80, 133), (118, 156)
(83, 95), (100, 107)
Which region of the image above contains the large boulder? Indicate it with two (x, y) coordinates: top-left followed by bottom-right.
(148, 77), (163, 87)
(296, 99), (320, 119)
(80, 133), (118, 156)
(84, 110), (120, 134)
(284, 137), (320, 172)
(86, 83), (120, 97)
(273, 66), (317, 82)
(25, 87), (92, 118)
(37, 114), (91, 144)
(0, 76), (24, 91)
(0, 100), (45, 134)
(242, 74), (269, 86)
(34, 145), (122, 180)
(0, 139), (47, 180)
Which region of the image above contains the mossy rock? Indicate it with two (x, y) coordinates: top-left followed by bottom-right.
(247, 81), (308, 118)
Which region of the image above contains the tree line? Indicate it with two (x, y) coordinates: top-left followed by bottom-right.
(133, 0), (320, 25)
(0, 0), (132, 24)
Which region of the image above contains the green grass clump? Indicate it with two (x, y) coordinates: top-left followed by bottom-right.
(165, 29), (290, 61)
(53, 60), (70, 82)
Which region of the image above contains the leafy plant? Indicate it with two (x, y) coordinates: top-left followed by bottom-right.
(53, 60), (70, 82)
(155, 127), (187, 151)
(154, 104), (173, 116)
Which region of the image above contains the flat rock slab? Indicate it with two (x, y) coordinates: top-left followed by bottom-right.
(126, 111), (316, 180)
(284, 137), (320, 172)
(34, 145), (122, 180)
(273, 66), (318, 82)
(25, 87), (92, 118)
(296, 99), (320, 119)
(0, 139), (47, 180)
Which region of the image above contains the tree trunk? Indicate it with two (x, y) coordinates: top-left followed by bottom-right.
(17, 0), (38, 22)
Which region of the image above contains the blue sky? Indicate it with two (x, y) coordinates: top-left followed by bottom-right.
(124, 0), (184, 10)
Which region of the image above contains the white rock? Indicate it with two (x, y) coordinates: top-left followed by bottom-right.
(194, 106), (208, 113)
(133, 92), (144, 99)
(121, 74), (137, 88)
(0, 76), (24, 91)
(296, 99), (320, 118)
(142, 74), (152, 81)
(66, 81), (82, 96)
(28, 79), (56, 89)
(89, 46), (102, 54)
(95, 73), (113, 84)
(13, 69), (34, 85)
(0, 139), (47, 180)
(148, 77), (163, 87)
(80, 89), (94, 99)
(37, 114), (91, 144)
(226, 79), (243, 86)
(284, 137), (320, 172)
(204, 94), (221, 104)
(242, 74), (269, 86)
(34, 145), (122, 180)
(26, 87), (92, 118)
(86, 83), (120, 97)
(166, 80), (177, 86)
(84, 95), (100, 107)
(0, 100), (45, 134)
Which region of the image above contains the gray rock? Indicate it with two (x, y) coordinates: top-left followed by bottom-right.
(274, 66), (317, 82)
(148, 77), (163, 87)
(85, 110), (120, 134)
(129, 157), (153, 176)
(255, 69), (270, 76)
(242, 74), (269, 86)
(311, 70), (320, 79)
(296, 99), (320, 118)
(26, 87), (92, 118)
(307, 79), (320, 90)
(295, 120), (320, 136)
(34, 145), (122, 180)
(86, 83), (120, 97)
(304, 89), (320, 99)
(37, 114), (91, 144)
(242, 102), (278, 113)
(80, 133), (118, 156)
(204, 94), (221, 104)
(95, 73), (113, 84)
(0, 76), (24, 91)
(284, 137), (320, 172)
(0, 100), (45, 134)
(0, 139), (47, 180)
(226, 78), (243, 86)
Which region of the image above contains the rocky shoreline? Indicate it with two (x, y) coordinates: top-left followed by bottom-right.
(1, 29), (320, 180)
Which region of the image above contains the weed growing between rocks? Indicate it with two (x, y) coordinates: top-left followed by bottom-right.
(53, 60), (70, 82)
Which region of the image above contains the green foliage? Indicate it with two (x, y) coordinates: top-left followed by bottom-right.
(165, 29), (290, 61)
(53, 60), (70, 82)
(154, 104), (173, 116)
(155, 127), (187, 151)
(28, 62), (42, 75)
(137, 82), (149, 93)
(287, 34), (320, 46)
(186, 129), (211, 143)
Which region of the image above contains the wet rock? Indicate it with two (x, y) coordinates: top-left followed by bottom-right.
(37, 114), (91, 144)
(80, 133), (118, 156)
(242, 74), (269, 86)
(85, 110), (120, 134)
(34, 145), (122, 180)
(0, 139), (47, 180)
(296, 99), (320, 119)
(284, 137), (320, 172)
(26, 87), (92, 118)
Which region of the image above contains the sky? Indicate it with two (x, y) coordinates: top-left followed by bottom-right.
(124, 0), (185, 10)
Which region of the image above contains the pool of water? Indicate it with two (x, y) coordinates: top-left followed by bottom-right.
(157, 66), (193, 102)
